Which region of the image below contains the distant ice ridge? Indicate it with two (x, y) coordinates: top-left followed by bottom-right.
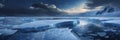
(95, 5), (120, 16)
(103, 20), (120, 24)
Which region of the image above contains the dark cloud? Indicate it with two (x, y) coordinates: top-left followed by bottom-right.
(3, 0), (84, 9)
(0, 2), (67, 16)
(39, 0), (84, 9)
(0, 3), (4, 8)
(86, 0), (120, 8)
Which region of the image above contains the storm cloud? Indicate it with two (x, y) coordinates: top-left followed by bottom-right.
(86, 0), (120, 8)
(0, 3), (4, 8)
(0, 2), (67, 16)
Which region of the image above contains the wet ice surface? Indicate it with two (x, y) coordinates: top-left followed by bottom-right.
(0, 17), (120, 40)
(7, 28), (78, 40)
(0, 17), (79, 40)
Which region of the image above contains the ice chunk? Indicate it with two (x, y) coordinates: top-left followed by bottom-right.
(103, 20), (120, 24)
(12, 20), (76, 29)
(97, 32), (106, 37)
(0, 29), (17, 35)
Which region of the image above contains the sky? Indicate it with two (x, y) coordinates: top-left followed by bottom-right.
(0, 0), (120, 16)
(3, 0), (86, 9)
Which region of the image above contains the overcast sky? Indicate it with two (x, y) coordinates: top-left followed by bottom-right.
(0, 0), (120, 16)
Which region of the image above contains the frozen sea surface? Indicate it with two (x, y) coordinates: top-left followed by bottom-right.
(0, 17), (120, 40)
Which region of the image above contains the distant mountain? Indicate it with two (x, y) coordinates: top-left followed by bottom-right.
(78, 6), (120, 17)
(96, 6), (115, 15)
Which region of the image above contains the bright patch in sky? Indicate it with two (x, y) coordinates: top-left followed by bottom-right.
(63, 4), (89, 14)
(63, 3), (103, 14)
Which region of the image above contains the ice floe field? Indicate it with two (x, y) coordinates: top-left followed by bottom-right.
(0, 17), (120, 40)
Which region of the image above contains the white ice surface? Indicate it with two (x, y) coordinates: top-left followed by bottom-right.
(12, 20), (76, 29)
(103, 20), (120, 24)
(0, 29), (17, 35)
